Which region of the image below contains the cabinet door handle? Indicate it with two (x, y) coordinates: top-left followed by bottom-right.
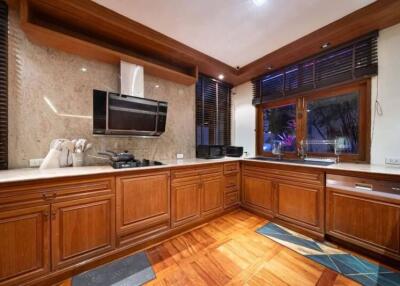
(51, 210), (57, 219)
(42, 193), (57, 201)
(43, 211), (49, 220)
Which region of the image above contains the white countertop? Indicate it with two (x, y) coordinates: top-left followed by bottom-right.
(0, 157), (240, 184)
(1, 157), (400, 185)
(242, 158), (400, 176)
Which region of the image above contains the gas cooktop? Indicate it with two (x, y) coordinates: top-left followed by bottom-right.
(112, 159), (165, 169)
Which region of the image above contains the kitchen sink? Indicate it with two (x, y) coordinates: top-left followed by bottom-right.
(248, 157), (335, 166)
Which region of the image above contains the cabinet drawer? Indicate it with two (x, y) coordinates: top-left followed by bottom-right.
(224, 162), (240, 174)
(225, 173), (239, 189)
(0, 177), (114, 208)
(224, 191), (239, 208)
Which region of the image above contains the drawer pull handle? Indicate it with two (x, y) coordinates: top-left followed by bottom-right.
(42, 193), (57, 200)
(355, 183), (373, 191)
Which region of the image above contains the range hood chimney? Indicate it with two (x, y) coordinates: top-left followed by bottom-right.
(120, 61), (144, 98)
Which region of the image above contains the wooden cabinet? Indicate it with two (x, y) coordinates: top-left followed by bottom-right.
(172, 179), (201, 227)
(171, 164), (225, 228)
(242, 162), (325, 237)
(0, 205), (50, 285)
(275, 182), (324, 233)
(116, 171), (170, 246)
(201, 175), (224, 217)
(51, 195), (115, 270)
(326, 174), (400, 259)
(242, 175), (274, 216)
(223, 162), (240, 209)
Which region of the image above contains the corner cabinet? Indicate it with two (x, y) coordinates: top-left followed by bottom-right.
(242, 161), (325, 238)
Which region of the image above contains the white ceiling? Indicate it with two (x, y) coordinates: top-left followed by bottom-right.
(93, 0), (375, 68)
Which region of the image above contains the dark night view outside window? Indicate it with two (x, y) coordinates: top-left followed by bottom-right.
(306, 92), (359, 154)
(263, 104), (296, 152)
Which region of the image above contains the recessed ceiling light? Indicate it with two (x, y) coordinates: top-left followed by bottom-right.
(155, 85), (160, 88)
(267, 65), (273, 70)
(80, 67), (87, 72)
(321, 42), (331, 49)
(218, 74), (224, 80)
(252, 0), (266, 6)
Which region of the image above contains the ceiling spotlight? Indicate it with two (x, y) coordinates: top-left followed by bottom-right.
(321, 42), (331, 49)
(80, 67), (87, 72)
(252, 0), (266, 6)
(155, 85), (160, 88)
(218, 74), (224, 80)
(267, 65), (273, 70)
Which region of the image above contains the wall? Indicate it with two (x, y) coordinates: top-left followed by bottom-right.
(231, 23), (400, 165)
(231, 82), (256, 157)
(8, 13), (195, 168)
(370, 23), (400, 165)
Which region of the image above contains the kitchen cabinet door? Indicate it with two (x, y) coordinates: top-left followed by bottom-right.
(201, 175), (224, 217)
(327, 189), (400, 256)
(172, 181), (201, 228)
(0, 205), (50, 285)
(116, 172), (170, 246)
(51, 195), (115, 269)
(242, 175), (274, 216)
(275, 182), (324, 234)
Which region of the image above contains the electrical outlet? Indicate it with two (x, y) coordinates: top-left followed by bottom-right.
(29, 158), (44, 168)
(176, 153), (184, 159)
(385, 157), (400, 166)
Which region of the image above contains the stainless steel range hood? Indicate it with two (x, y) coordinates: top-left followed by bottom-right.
(92, 62), (168, 137)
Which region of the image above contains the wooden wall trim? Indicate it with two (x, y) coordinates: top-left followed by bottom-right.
(9, 0), (400, 86)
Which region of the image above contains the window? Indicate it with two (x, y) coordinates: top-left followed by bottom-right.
(252, 32), (378, 105)
(196, 74), (231, 146)
(263, 101), (297, 153)
(0, 1), (7, 170)
(257, 81), (370, 162)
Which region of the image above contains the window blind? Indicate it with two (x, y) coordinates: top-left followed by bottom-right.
(196, 74), (231, 146)
(0, 1), (7, 170)
(252, 32), (378, 105)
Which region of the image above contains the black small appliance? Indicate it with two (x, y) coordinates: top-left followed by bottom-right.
(225, 146), (244, 157)
(196, 145), (225, 159)
(98, 150), (164, 169)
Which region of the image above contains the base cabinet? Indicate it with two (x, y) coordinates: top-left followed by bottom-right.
(201, 175), (224, 217)
(242, 175), (274, 216)
(51, 195), (115, 270)
(0, 205), (50, 285)
(116, 172), (170, 246)
(275, 182), (324, 233)
(327, 188), (400, 257)
(172, 180), (201, 227)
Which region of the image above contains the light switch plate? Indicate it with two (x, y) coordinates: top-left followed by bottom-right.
(29, 158), (43, 168)
(385, 157), (400, 166)
(176, 153), (184, 159)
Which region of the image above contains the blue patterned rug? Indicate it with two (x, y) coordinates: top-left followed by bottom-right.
(72, 251), (155, 286)
(257, 223), (400, 286)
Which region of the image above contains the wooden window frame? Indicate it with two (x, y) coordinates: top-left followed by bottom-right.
(256, 79), (371, 163)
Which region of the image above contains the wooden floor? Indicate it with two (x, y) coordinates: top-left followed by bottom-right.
(61, 210), (363, 286)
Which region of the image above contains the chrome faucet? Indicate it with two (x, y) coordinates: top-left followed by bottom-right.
(297, 140), (306, 160)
